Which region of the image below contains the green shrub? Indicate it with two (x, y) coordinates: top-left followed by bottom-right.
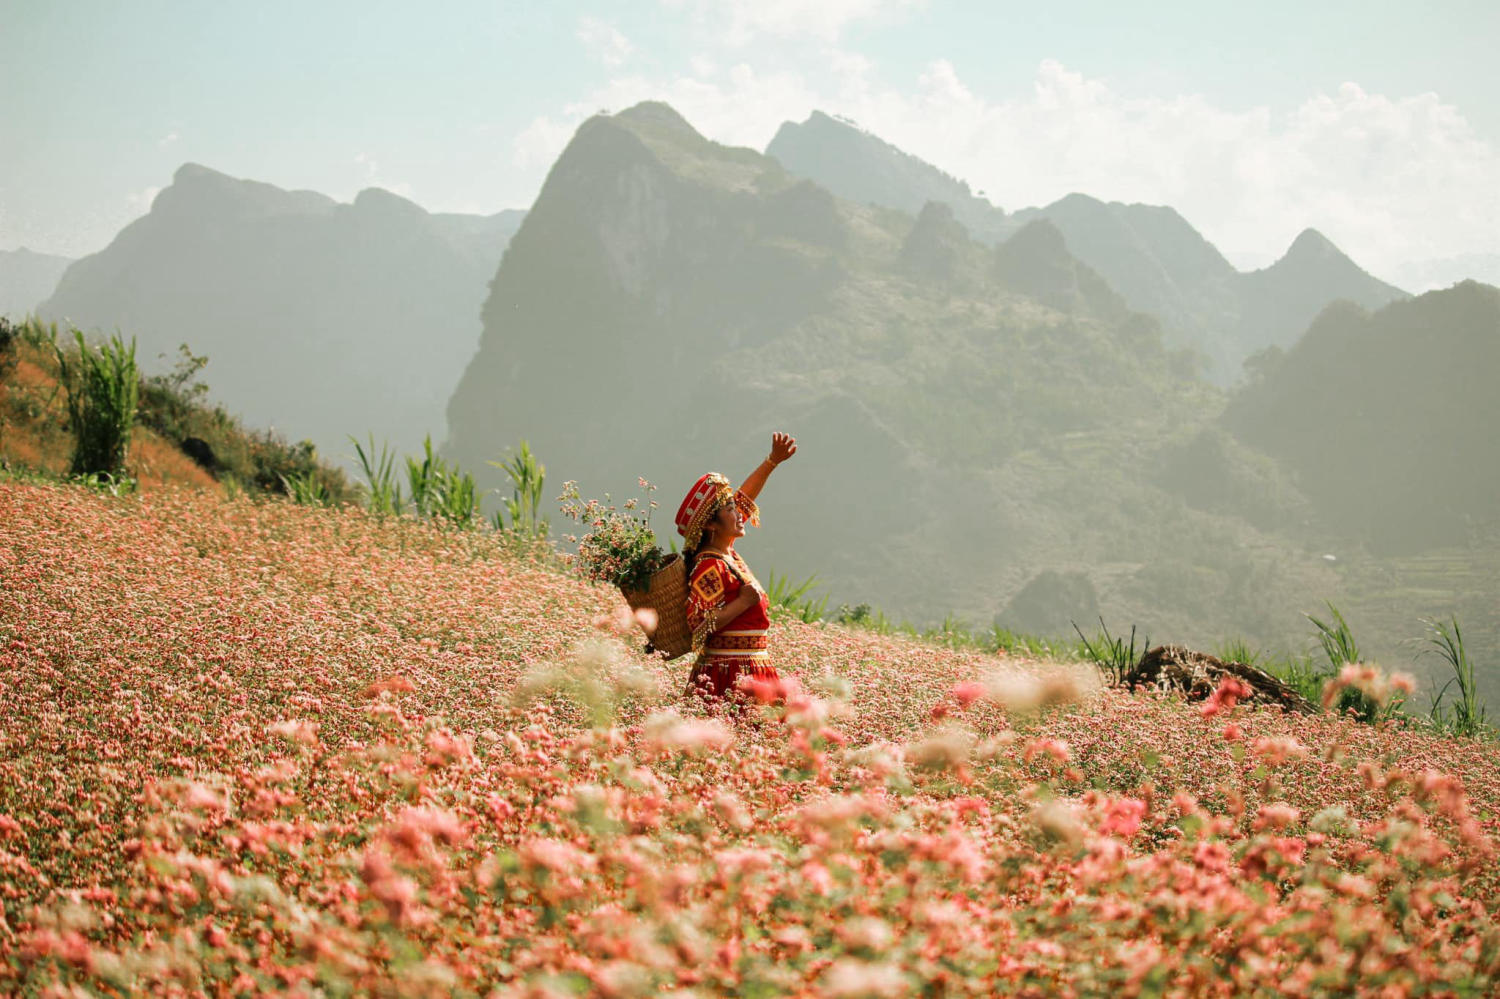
(0, 317), (16, 374)
(73, 470), (138, 497)
(280, 469), (333, 507)
(55, 329), (139, 478)
(1307, 603), (1379, 722)
(244, 432), (352, 504)
(136, 344), (211, 444)
(489, 440), (548, 538)
(351, 434), (403, 516)
(406, 435), (479, 527)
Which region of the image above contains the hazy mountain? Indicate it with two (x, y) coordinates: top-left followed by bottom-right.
(447, 101), (1336, 648)
(990, 218), (1132, 323)
(0, 248), (73, 319)
(766, 111), (1012, 243)
(41, 164), (524, 461)
(1223, 281), (1500, 556)
(767, 113), (1408, 385)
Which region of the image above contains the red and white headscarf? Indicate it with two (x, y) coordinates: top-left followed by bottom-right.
(675, 473), (734, 550)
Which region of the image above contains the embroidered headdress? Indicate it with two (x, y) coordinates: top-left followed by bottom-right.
(675, 472), (734, 550)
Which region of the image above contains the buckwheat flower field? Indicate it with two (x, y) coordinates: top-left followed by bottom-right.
(2, 480), (1497, 996)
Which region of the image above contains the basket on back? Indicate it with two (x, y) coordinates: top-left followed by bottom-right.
(621, 553), (692, 660)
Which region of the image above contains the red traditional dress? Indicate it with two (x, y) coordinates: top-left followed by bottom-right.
(674, 477), (780, 703)
(685, 547), (778, 701)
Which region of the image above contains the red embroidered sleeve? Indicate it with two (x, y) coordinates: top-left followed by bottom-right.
(686, 556), (736, 651)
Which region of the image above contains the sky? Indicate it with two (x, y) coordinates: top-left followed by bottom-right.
(3, 0), (1498, 287)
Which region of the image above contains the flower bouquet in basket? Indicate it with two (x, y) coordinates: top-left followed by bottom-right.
(559, 480), (692, 659)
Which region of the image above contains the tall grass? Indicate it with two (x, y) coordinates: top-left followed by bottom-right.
(1306, 602), (1380, 721)
(1213, 637), (1262, 667)
(351, 434), (403, 515)
(55, 329), (139, 479)
(1426, 617), (1490, 738)
(1072, 618), (1145, 686)
(17, 316), (60, 349)
(280, 469), (332, 508)
(489, 440), (547, 538)
(765, 570), (829, 623)
(406, 435), (479, 527)
(989, 624), (1064, 659)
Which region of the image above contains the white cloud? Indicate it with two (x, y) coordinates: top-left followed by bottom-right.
(158, 132), (179, 147)
(519, 56), (1500, 281)
(663, 0), (924, 45)
(577, 16), (633, 67)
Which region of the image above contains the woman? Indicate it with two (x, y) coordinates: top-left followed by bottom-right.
(675, 432), (797, 705)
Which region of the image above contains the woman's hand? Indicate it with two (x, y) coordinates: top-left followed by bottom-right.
(739, 432), (797, 502)
(769, 432), (797, 466)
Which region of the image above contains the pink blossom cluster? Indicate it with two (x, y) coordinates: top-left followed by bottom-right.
(1, 480), (1497, 995)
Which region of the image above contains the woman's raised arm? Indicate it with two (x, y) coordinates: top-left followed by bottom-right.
(738, 432), (797, 502)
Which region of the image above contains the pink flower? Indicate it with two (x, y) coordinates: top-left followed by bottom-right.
(1098, 797), (1146, 839)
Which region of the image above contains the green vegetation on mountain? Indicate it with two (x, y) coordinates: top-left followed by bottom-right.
(768, 112), (1408, 384)
(1224, 281), (1500, 555)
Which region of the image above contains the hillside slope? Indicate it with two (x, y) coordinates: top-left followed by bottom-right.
(1, 479), (1496, 993)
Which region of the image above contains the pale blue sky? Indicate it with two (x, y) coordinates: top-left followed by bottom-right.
(3, 0), (1497, 283)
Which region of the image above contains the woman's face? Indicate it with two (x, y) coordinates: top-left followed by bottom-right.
(707, 500), (744, 545)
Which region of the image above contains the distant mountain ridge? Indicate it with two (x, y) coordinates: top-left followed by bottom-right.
(41, 164), (524, 460)
(767, 113), (1408, 383)
(0, 248), (73, 320)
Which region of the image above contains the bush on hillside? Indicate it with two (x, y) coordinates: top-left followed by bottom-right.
(0, 317), (16, 372)
(55, 329), (139, 478)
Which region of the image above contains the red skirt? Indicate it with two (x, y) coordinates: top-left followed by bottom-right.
(685, 653), (780, 705)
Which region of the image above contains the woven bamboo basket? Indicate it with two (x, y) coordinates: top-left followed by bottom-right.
(620, 553), (692, 660)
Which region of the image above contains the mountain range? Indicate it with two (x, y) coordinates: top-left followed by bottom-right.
(446, 103), (1334, 642)
(767, 111), (1408, 384)
(0, 248), (73, 321)
(39, 164), (524, 460)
